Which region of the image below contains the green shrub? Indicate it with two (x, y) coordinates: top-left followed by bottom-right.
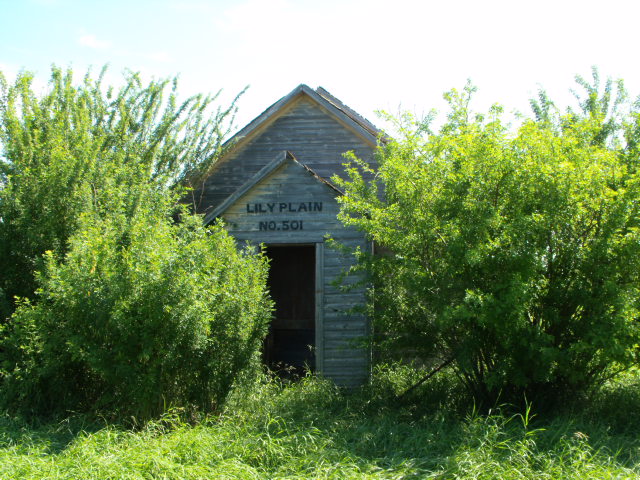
(0, 66), (237, 315)
(335, 75), (640, 408)
(0, 194), (272, 419)
(0, 66), (263, 421)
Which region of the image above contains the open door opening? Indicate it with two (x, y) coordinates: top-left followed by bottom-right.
(264, 244), (315, 376)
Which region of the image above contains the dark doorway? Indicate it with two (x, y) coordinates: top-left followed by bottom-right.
(264, 245), (315, 375)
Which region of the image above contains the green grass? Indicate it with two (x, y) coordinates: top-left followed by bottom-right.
(1, 369), (639, 479)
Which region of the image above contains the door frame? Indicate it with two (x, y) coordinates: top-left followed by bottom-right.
(263, 241), (324, 374)
(314, 241), (324, 374)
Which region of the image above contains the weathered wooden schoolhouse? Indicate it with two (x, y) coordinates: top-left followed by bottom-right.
(194, 85), (380, 386)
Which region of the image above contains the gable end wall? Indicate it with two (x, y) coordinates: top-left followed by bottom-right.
(195, 96), (377, 218)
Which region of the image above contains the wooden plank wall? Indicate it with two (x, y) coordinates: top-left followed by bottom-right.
(195, 96), (377, 218)
(222, 159), (370, 387)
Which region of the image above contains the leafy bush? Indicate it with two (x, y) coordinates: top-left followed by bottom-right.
(0, 67), (267, 420)
(0, 66), (238, 314)
(335, 75), (640, 407)
(1, 193), (271, 419)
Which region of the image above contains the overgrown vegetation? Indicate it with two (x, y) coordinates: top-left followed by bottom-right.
(0, 67), (270, 419)
(1, 66), (639, 477)
(1, 370), (639, 479)
(1, 200), (271, 419)
(0, 67), (239, 313)
(336, 69), (640, 408)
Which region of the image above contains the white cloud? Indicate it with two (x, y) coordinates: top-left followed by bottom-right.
(167, 0), (220, 13)
(148, 51), (172, 63)
(78, 34), (111, 50)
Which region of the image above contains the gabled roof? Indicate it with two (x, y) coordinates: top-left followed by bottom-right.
(203, 150), (342, 225)
(222, 84), (383, 157)
(315, 86), (381, 139)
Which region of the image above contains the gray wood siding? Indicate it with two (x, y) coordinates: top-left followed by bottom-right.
(221, 159), (370, 387)
(195, 96), (377, 218)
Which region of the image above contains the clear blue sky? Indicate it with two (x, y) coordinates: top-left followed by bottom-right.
(2, 0), (639, 132)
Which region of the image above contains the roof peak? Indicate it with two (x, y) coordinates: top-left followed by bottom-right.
(226, 84), (382, 150)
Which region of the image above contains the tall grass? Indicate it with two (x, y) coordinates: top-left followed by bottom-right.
(1, 368), (639, 479)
